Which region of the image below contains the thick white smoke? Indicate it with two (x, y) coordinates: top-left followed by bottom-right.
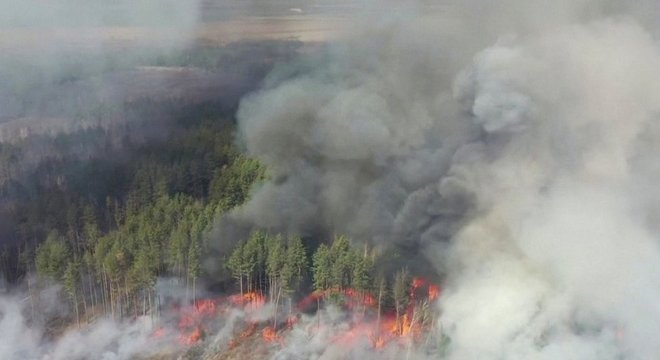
(234, 1), (660, 359)
(0, 279), (252, 360)
(0, 288), (169, 360)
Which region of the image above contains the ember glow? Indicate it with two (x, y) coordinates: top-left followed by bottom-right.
(229, 292), (267, 311)
(158, 277), (440, 353)
(3, 1), (660, 360)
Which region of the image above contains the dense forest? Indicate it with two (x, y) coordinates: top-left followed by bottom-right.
(0, 41), (291, 320)
(13, 116), (265, 323)
(0, 40), (432, 333)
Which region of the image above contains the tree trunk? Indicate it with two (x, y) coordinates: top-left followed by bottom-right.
(124, 277), (130, 318)
(109, 279), (115, 318)
(377, 283), (383, 340)
(81, 277), (87, 320)
(185, 274), (189, 304)
(192, 277), (196, 305)
(395, 303), (400, 336)
(273, 285), (281, 328)
(317, 297), (321, 327)
(73, 293), (80, 328)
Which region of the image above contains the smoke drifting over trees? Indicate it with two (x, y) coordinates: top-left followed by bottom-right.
(233, 1), (660, 358)
(2, 0), (660, 359)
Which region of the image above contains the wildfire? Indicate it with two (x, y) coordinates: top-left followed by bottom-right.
(240, 323), (257, 338)
(324, 279), (440, 350)
(428, 284), (440, 301)
(262, 326), (279, 342)
(285, 315), (298, 328)
(296, 287), (378, 312)
(229, 292), (266, 311)
(228, 322), (257, 350)
(180, 327), (203, 345)
(372, 336), (385, 349)
(154, 278), (441, 352)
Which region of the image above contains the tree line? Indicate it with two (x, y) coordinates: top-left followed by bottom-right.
(28, 119), (265, 325)
(226, 231), (429, 335)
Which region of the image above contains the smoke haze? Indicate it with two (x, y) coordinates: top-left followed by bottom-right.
(233, 0), (660, 358)
(2, 0), (660, 359)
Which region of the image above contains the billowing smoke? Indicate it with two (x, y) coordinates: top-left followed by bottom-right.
(0, 284), (164, 360)
(0, 279), (252, 360)
(233, 0), (660, 358)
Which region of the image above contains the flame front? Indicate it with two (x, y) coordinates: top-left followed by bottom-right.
(156, 280), (440, 352)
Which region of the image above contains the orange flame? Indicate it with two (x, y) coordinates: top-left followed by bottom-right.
(428, 284), (440, 301)
(229, 292), (266, 311)
(411, 277), (425, 290)
(262, 326), (279, 342)
(179, 327), (203, 345)
(372, 336), (385, 349)
(155, 277), (442, 350)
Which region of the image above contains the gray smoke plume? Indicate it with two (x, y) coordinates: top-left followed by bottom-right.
(233, 1), (660, 358)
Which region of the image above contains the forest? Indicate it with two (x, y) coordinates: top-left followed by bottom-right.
(9, 111), (419, 331)
(0, 40), (426, 334)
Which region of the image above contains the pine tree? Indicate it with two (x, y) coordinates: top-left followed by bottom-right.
(351, 250), (373, 312)
(330, 235), (352, 290)
(63, 261), (81, 326)
(266, 234), (286, 301)
(312, 244), (331, 292)
(187, 236), (201, 304)
(35, 231), (70, 281)
(284, 234), (306, 293)
(243, 230), (264, 293)
(265, 234), (287, 327)
(227, 240), (246, 296)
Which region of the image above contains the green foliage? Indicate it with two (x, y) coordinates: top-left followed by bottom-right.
(351, 251), (373, 294)
(329, 235), (353, 290)
(312, 244), (331, 291)
(284, 235), (307, 293)
(63, 260), (81, 299)
(227, 239), (250, 294)
(266, 234), (287, 289)
(35, 231), (71, 281)
(187, 236), (201, 281)
(15, 117), (270, 319)
(210, 155), (266, 210)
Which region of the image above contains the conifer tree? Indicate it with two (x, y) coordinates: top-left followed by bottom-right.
(227, 240), (246, 296)
(63, 260), (81, 327)
(187, 236), (201, 303)
(330, 235), (352, 290)
(284, 234), (306, 293)
(312, 244), (331, 292)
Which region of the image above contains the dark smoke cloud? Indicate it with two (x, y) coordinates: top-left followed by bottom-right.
(232, 0), (660, 358)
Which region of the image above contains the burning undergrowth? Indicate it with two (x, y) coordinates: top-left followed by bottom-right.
(153, 275), (443, 359)
(229, 1), (660, 359)
(3, 0), (660, 359)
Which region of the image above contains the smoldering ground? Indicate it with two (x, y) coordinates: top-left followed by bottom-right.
(229, 0), (660, 359)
